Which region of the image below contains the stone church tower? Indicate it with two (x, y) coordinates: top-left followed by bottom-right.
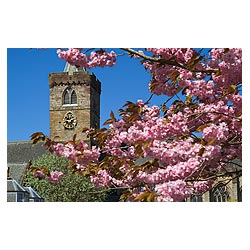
(49, 63), (101, 143)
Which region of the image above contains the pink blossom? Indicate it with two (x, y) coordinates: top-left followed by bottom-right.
(57, 48), (117, 69)
(50, 141), (100, 165)
(155, 180), (192, 202)
(34, 170), (45, 179)
(76, 164), (86, 171)
(62, 143), (81, 160)
(193, 180), (214, 193)
(51, 143), (64, 157)
(46, 171), (64, 183)
(90, 170), (112, 187)
(203, 122), (229, 143)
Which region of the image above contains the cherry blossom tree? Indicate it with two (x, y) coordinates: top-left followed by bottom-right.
(31, 48), (242, 202)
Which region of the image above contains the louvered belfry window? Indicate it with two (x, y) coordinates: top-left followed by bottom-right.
(63, 87), (77, 105)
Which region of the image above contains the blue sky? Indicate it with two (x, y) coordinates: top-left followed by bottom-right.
(7, 48), (167, 142)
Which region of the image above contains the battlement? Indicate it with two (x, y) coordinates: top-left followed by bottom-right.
(48, 71), (101, 93)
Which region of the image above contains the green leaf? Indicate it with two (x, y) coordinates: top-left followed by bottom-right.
(134, 192), (151, 202)
(82, 127), (89, 133)
(40, 166), (50, 176)
(196, 124), (209, 132)
(213, 116), (222, 124)
(142, 141), (151, 149)
(119, 190), (131, 202)
(135, 144), (143, 155)
(110, 111), (115, 121)
(99, 161), (109, 169)
(30, 132), (46, 144)
(103, 118), (114, 125)
(103, 111), (117, 125)
(207, 137), (217, 146)
(149, 81), (158, 92)
(123, 101), (135, 107)
(200, 139), (206, 146)
(146, 192), (157, 202)
(173, 100), (184, 106)
(236, 110), (242, 117)
(198, 147), (205, 156)
(230, 84), (237, 90)
(185, 95), (192, 104)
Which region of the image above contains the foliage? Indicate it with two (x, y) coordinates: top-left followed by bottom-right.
(31, 48), (242, 202)
(23, 153), (108, 202)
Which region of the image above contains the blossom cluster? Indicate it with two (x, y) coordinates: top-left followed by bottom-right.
(50, 141), (100, 166)
(143, 48), (241, 99)
(203, 122), (229, 143)
(105, 101), (189, 150)
(209, 48), (242, 88)
(155, 180), (192, 202)
(34, 170), (45, 179)
(46, 171), (64, 183)
(90, 169), (112, 188)
(57, 48), (116, 68)
(34, 169), (64, 183)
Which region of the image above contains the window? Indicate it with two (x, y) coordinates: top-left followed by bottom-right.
(63, 90), (70, 104)
(17, 192), (27, 202)
(62, 87), (77, 106)
(190, 194), (203, 202)
(71, 90), (77, 104)
(211, 183), (229, 202)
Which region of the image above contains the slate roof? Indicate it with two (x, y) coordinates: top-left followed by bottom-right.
(7, 141), (47, 164)
(7, 141), (47, 185)
(7, 163), (27, 184)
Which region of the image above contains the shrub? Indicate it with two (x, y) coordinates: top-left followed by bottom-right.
(23, 153), (108, 202)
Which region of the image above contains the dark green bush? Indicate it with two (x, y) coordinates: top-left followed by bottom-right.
(23, 153), (108, 202)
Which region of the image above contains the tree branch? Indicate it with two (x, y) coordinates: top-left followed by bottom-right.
(120, 48), (221, 75)
(120, 48), (187, 70)
(186, 169), (242, 182)
(188, 111), (242, 121)
(220, 160), (242, 168)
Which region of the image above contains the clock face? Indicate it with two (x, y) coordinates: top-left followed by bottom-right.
(63, 111), (77, 129)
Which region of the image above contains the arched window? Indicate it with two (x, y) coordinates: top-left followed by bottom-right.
(62, 87), (77, 105)
(63, 89), (70, 105)
(71, 90), (77, 104)
(211, 183), (229, 202)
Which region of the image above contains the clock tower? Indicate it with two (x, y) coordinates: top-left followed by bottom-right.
(49, 63), (101, 143)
